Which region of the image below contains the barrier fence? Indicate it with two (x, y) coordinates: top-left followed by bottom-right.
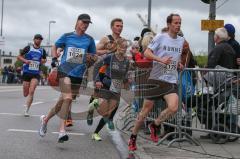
(130, 67), (240, 146)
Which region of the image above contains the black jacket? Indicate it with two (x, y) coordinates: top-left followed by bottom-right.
(207, 41), (237, 69)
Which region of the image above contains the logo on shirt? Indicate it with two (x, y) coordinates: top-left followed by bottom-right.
(163, 45), (181, 53)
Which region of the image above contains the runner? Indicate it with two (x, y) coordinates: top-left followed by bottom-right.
(87, 18), (125, 130)
(91, 38), (130, 141)
(128, 13), (185, 151)
(17, 34), (47, 117)
(38, 13), (96, 143)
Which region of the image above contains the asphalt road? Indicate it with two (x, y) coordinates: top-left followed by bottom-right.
(0, 85), (128, 159)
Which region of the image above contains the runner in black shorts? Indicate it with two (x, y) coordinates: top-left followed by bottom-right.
(128, 13), (185, 151)
(17, 34), (47, 117)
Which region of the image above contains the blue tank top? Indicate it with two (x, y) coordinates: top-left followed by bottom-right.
(23, 45), (44, 74)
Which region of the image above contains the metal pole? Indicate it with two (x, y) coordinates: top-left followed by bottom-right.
(48, 21), (50, 47)
(48, 20), (56, 55)
(208, 0), (216, 53)
(147, 0), (151, 29)
(0, 0), (3, 37)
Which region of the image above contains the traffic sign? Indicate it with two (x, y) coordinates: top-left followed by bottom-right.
(201, 20), (224, 31)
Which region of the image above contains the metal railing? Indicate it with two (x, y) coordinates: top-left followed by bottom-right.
(129, 67), (240, 146)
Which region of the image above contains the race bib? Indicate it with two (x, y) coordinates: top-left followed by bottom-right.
(165, 61), (177, 73)
(29, 60), (40, 71)
(110, 79), (122, 93)
(66, 47), (85, 63)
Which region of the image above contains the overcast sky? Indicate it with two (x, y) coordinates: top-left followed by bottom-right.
(1, 0), (240, 56)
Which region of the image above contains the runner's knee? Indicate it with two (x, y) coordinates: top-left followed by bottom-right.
(168, 104), (178, 114)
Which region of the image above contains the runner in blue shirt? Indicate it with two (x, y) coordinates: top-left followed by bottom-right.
(38, 14), (97, 143)
(17, 34), (47, 117)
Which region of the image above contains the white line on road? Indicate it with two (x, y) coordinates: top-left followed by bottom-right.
(0, 86), (52, 93)
(0, 113), (41, 117)
(7, 129), (85, 136)
(23, 101), (44, 106)
(8, 129), (38, 133)
(52, 132), (85, 136)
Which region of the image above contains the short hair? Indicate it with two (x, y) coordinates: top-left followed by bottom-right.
(110, 18), (123, 28)
(166, 13), (180, 24)
(215, 27), (228, 41)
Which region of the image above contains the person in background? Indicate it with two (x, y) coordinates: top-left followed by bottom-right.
(224, 24), (240, 68)
(17, 34), (47, 116)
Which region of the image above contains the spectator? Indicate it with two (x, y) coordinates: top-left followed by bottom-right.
(207, 27), (236, 69)
(224, 24), (240, 68)
(2, 66), (8, 83)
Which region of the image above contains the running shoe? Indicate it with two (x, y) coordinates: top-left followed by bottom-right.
(58, 132), (69, 143)
(91, 133), (102, 141)
(24, 107), (30, 117)
(128, 137), (137, 151)
(89, 98), (99, 110)
(148, 123), (159, 143)
(39, 115), (47, 137)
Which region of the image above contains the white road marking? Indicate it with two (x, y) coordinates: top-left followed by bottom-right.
(7, 129), (86, 136)
(23, 101), (44, 106)
(0, 86), (51, 93)
(0, 113), (41, 117)
(8, 129), (38, 133)
(52, 132), (85, 136)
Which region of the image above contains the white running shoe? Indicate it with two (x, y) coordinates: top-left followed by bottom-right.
(39, 115), (47, 137)
(24, 107), (30, 117)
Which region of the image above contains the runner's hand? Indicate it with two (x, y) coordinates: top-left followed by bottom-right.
(178, 62), (184, 71)
(157, 57), (172, 65)
(51, 57), (59, 68)
(86, 54), (98, 67)
(24, 60), (31, 64)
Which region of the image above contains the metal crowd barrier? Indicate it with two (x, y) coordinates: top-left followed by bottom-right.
(130, 67), (240, 146)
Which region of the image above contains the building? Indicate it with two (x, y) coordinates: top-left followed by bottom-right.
(0, 50), (17, 68)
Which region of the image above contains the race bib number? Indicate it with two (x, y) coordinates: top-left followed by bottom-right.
(164, 61), (177, 73)
(110, 79), (122, 93)
(66, 47), (85, 63)
(29, 61), (40, 71)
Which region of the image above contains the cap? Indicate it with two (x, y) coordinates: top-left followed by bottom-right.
(140, 28), (151, 37)
(34, 34), (43, 40)
(224, 24), (235, 35)
(77, 14), (92, 23)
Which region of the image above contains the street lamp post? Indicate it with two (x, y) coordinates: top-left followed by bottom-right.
(0, 0), (4, 37)
(147, 0), (152, 29)
(208, 0), (216, 53)
(48, 20), (56, 55)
